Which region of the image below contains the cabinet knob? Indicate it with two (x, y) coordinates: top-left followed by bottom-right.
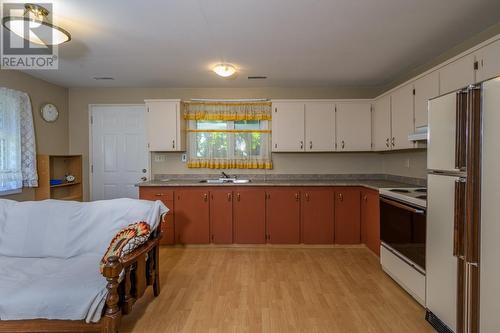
(172, 140), (175, 149)
(363, 195), (367, 202)
(391, 137), (395, 147)
(341, 140), (345, 149)
(300, 141), (304, 149)
(203, 193), (208, 202)
(309, 141), (313, 149)
(295, 193), (300, 201)
(338, 193), (343, 201)
(305, 193), (310, 201)
(237, 193), (241, 201)
(386, 138), (390, 148)
(227, 192), (232, 201)
(141, 176), (147, 181)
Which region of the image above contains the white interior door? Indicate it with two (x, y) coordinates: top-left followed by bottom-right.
(91, 105), (149, 201)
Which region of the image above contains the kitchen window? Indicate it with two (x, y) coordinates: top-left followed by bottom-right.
(184, 101), (272, 169)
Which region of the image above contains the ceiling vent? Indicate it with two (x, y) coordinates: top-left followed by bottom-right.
(93, 77), (115, 80)
(247, 76), (267, 80)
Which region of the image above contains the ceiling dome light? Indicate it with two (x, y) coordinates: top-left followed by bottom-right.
(2, 4), (71, 46)
(212, 63), (237, 77)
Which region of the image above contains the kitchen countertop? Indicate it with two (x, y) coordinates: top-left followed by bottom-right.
(137, 179), (420, 191)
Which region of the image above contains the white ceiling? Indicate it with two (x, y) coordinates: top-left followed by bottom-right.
(17, 0), (500, 88)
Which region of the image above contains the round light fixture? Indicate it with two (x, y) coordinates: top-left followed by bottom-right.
(2, 3), (71, 46)
(212, 63), (237, 77)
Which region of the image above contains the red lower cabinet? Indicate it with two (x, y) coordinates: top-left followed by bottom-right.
(361, 189), (380, 255)
(175, 189), (210, 244)
(334, 187), (361, 244)
(266, 189), (301, 244)
(139, 187), (175, 245)
(233, 189), (266, 244)
(210, 190), (233, 244)
(301, 188), (334, 244)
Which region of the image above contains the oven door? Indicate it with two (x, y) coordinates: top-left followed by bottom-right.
(380, 196), (427, 271)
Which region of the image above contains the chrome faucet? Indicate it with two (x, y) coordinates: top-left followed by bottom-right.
(221, 171), (231, 179)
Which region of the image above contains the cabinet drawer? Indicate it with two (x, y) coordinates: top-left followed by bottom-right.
(139, 187), (174, 201)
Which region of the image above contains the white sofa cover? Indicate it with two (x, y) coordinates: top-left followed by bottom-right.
(0, 198), (167, 323)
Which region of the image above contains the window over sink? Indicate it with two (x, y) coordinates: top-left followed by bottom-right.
(184, 101), (273, 169)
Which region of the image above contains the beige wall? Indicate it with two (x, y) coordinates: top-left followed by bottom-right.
(0, 70), (69, 201)
(68, 86), (393, 200)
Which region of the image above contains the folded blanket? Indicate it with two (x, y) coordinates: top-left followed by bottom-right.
(0, 198), (168, 322)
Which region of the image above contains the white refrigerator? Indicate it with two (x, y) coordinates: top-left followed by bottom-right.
(426, 77), (500, 333)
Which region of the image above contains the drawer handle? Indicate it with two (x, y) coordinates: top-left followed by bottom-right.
(155, 193), (164, 196)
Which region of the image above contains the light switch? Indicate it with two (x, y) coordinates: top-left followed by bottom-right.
(154, 154), (167, 162)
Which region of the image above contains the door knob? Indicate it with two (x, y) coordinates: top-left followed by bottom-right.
(142, 169), (147, 173)
(141, 177), (147, 181)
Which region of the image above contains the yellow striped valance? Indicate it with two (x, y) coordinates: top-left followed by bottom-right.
(183, 100), (272, 121)
(187, 159), (273, 170)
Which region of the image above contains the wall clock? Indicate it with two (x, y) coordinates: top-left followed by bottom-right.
(40, 103), (59, 122)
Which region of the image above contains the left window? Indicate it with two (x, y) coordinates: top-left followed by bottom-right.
(0, 90), (22, 193)
(0, 88), (37, 194)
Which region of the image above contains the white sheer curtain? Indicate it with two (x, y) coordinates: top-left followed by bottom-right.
(0, 88), (37, 193)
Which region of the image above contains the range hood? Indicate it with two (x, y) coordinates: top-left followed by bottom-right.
(408, 126), (428, 141)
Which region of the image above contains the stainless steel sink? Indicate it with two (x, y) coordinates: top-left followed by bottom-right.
(199, 178), (250, 184)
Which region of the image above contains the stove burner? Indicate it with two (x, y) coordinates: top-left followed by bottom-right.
(416, 195), (427, 199)
(389, 189), (410, 193)
(415, 189), (427, 193)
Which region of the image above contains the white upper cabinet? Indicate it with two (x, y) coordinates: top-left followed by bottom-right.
(144, 99), (184, 152)
(476, 39), (500, 83)
(414, 71), (440, 128)
(304, 102), (335, 151)
(272, 102), (305, 152)
(439, 54), (476, 94)
(336, 102), (372, 151)
(390, 84), (415, 150)
(372, 95), (392, 151)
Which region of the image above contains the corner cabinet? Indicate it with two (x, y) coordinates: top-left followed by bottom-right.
(336, 102), (372, 151)
(476, 39), (500, 83)
(372, 95), (392, 151)
(439, 54), (476, 95)
(390, 84), (415, 150)
(144, 99), (185, 152)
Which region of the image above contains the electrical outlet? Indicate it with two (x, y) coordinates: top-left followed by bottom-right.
(405, 158), (410, 168)
(181, 153), (187, 162)
(154, 154), (166, 162)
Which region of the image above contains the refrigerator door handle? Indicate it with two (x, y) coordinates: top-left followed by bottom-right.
(453, 178), (466, 258)
(455, 91), (468, 171)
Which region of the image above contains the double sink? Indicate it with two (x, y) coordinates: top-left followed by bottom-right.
(199, 178), (250, 184)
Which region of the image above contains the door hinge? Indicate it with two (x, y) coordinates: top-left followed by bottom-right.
(473, 61), (479, 70)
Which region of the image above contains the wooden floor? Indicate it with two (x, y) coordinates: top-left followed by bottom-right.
(120, 247), (434, 333)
